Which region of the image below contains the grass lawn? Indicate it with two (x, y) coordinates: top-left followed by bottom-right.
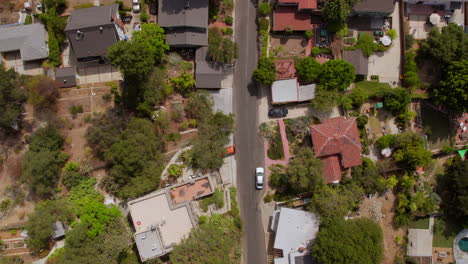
(409, 217), (430, 229)
(421, 104), (451, 150)
(355, 81), (392, 98)
(433, 217), (462, 248)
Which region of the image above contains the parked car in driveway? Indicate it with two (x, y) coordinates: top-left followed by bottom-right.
(268, 108), (288, 118)
(255, 167), (264, 189)
(132, 0), (140, 13)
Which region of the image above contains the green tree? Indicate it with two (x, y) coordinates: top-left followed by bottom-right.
(258, 3), (271, 16)
(44, 0), (67, 12)
(0, 65), (27, 130)
(131, 23), (168, 65)
(66, 178), (103, 216)
(419, 23), (468, 67)
(432, 60), (468, 114)
(253, 56), (276, 85)
(190, 112), (235, 170)
(104, 118), (164, 199)
(24, 75), (59, 110)
(170, 214), (241, 264)
(295, 57), (321, 84)
(382, 87), (411, 115)
(321, 0), (359, 31)
(286, 148), (324, 193)
(437, 158), (468, 226)
(47, 26), (61, 67)
(375, 134), (394, 149)
(86, 109), (129, 158)
(186, 92), (214, 121)
(311, 88), (339, 111)
(308, 184), (364, 222)
(59, 214), (131, 264)
(208, 27), (238, 64)
(269, 164), (287, 188)
(357, 32), (377, 57)
(311, 218), (383, 264)
(349, 158), (386, 195)
(25, 199), (73, 252)
(138, 67), (172, 115)
(62, 161), (85, 189)
(22, 126), (67, 196)
(348, 86), (368, 108)
(108, 40), (156, 79)
(319, 59), (355, 91)
(170, 73), (195, 95)
(404, 51), (420, 88)
(80, 201), (121, 238)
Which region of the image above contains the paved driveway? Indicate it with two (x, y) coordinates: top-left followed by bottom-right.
(368, 1), (402, 85)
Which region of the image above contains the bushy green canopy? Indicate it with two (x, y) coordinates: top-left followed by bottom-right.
(311, 218), (383, 264)
(0, 65), (27, 130)
(295, 57), (321, 84)
(253, 56), (276, 85)
(432, 60), (468, 114)
(319, 60), (355, 91)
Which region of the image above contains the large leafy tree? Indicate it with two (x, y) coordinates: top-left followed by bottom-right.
(348, 158), (385, 195)
(190, 112), (235, 170)
(170, 214), (241, 264)
(432, 60), (468, 114)
(22, 127), (67, 196)
(253, 57), (276, 85)
(25, 199), (74, 252)
(419, 23), (468, 67)
(0, 65), (27, 130)
(311, 218), (383, 264)
(308, 184), (363, 222)
(295, 57), (321, 84)
(382, 87), (411, 116)
(208, 27), (238, 64)
(437, 158), (468, 226)
(186, 92), (214, 121)
(311, 88), (339, 111)
(104, 118), (164, 199)
(59, 212), (131, 264)
(319, 59), (355, 91)
(286, 148), (324, 193)
(322, 0), (360, 31)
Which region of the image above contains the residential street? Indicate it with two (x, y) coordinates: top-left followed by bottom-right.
(233, 0), (267, 263)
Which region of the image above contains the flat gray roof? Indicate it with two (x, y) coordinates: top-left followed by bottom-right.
(158, 0), (208, 28)
(0, 24), (48, 61)
(65, 4), (119, 31)
(134, 229), (164, 261)
(273, 208), (319, 264)
(195, 47), (230, 88)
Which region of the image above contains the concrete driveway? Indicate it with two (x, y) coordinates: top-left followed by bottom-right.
(368, 1), (402, 86)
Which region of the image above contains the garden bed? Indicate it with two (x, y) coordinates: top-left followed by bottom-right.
(420, 103), (451, 150)
(284, 117), (313, 156)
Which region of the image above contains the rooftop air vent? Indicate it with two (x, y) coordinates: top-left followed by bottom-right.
(76, 30), (84, 40)
(184, 0), (189, 9)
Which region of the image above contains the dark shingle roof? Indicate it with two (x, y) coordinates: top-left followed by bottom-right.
(195, 47), (229, 88)
(352, 0), (395, 15)
(158, 0), (208, 28)
(65, 4), (119, 31)
(55, 67), (77, 88)
(0, 24), (49, 61)
(165, 28), (207, 47)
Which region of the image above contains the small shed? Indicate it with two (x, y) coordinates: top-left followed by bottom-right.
(55, 67), (76, 88)
(51, 221), (65, 240)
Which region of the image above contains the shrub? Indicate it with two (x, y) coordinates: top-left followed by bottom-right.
(405, 34), (415, 50)
(74, 3), (94, 9)
(25, 15), (32, 25)
(102, 93), (112, 102)
(295, 57), (321, 84)
(336, 25), (348, 39)
(69, 104), (83, 118)
(258, 3), (271, 16)
(224, 16), (233, 25)
(165, 132), (182, 142)
(356, 115), (368, 129)
(387, 29), (397, 40)
(441, 145), (455, 154)
(222, 27), (233, 35)
(258, 17), (269, 31)
(311, 46), (320, 56)
(47, 26), (61, 67)
(263, 192), (272, 203)
(140, 12), (148, 23)
(376, 135), (394, 149)
(253, 56), (276, 85)
(168, 164), (184, 178)
(357, 33), (377, 57)
(223, 0), (234, 11)
(305, 30), (313, 39)
(344, 37), (356, 45)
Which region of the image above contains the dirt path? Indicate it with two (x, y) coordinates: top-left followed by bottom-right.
(358, 192), (407, 264)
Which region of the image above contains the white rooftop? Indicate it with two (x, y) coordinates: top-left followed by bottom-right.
(128, 191), (194, 260)
(407, 228), (433, 257)
(271, 79), (316, 104)
(273, 207), (320, 264)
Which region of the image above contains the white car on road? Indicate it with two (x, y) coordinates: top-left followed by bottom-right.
(255, 167), (264, 190)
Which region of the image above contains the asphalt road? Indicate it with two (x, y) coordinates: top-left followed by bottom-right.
(233, 0), (267, 263)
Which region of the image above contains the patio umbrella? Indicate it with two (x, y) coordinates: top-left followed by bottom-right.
(380, 35), (392, 46)
(430, 13), (441, 25)
(381, 148), (392, 158)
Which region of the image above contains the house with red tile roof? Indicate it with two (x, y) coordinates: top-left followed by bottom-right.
(273, 0), (319, 31)
(310, 117), (362, 183)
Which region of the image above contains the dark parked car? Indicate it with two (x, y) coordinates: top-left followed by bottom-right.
(268, 108), (288, 118)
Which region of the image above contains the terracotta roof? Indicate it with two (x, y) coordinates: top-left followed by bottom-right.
(321, 156), (343, 183)
(278, 0), (317, 10)
(275, 60), (296, 80)
(273, 6), (312, 31)
(310, 117), (362, 169)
